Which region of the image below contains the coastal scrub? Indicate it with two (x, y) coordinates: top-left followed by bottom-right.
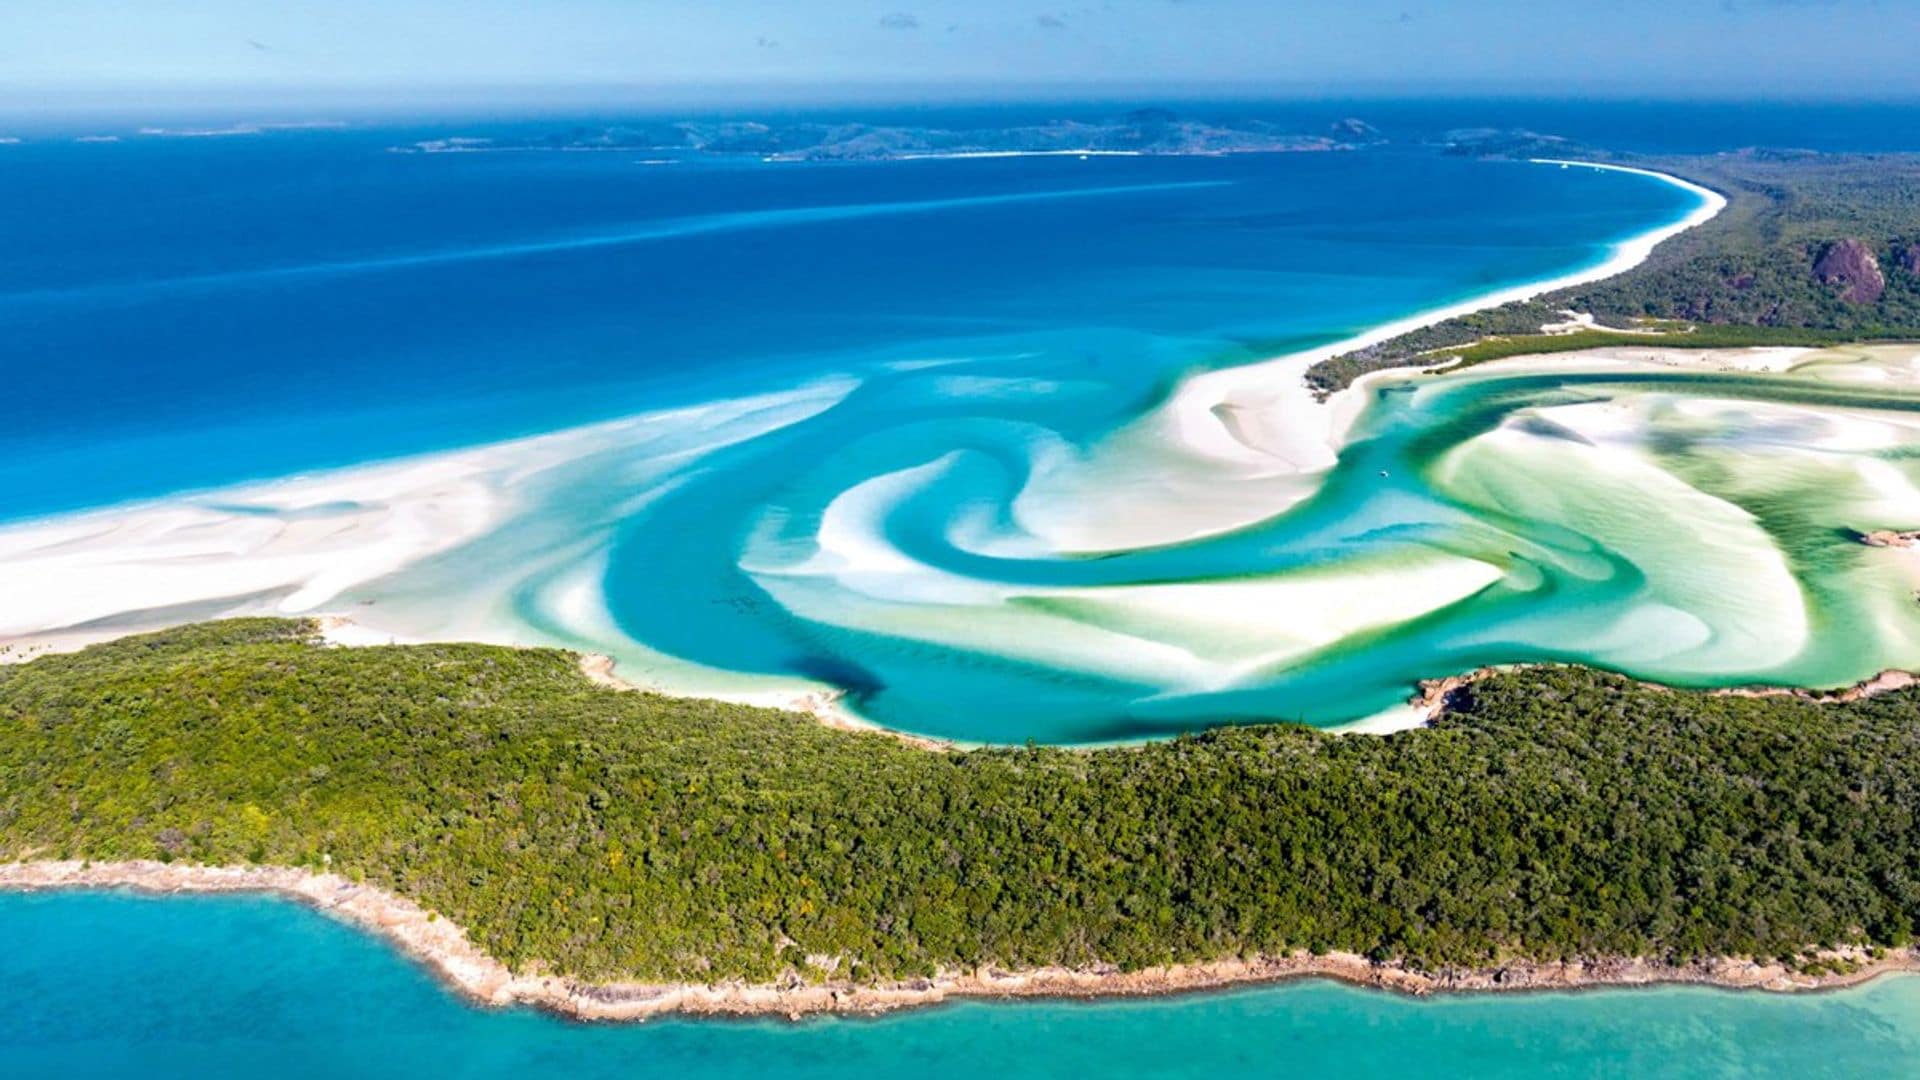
(2, 620), (1917, 987)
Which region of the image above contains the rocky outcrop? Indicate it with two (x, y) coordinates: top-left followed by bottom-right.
(1717, 669), (1915, 704)
(1859, 529), (1920, 549)
(1814, 238), (1886, 303)
(1412, 662), (1919, 719)
(1900, 243), (1920, 275)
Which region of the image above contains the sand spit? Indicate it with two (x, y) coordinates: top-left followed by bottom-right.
(1028, 159), (1729, 554)
(3, 860), (1912, 1022)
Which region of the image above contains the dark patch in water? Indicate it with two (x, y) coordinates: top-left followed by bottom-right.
(1509, 414), (1594, 444)
(786, 654), (887, 700)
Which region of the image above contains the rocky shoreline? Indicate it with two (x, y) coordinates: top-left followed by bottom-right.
(4, 860), (1913, 1022)
(1858, 529), (1920, 549)
(1410, 664), (1919, 721)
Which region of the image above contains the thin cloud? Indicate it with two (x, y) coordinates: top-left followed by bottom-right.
(1036, 13), (1068, 29)
(878, 12), (921, 30)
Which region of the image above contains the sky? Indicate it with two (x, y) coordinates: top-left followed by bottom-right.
(7, 1), (1920, 109)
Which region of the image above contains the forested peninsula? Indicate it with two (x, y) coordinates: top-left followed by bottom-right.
(3, 620), (1918, 1015)
(1308, 149), (1920, 392)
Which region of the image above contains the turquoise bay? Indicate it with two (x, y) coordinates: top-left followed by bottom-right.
(4, 892), (1917, 1079)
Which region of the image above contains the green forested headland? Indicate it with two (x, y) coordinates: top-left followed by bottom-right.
(1308, 152), (1920, 393)
(2, 620), (1915, 984)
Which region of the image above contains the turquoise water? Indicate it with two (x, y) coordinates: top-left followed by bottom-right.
(3, 892), (1916, 1078)
(7, 122), (1919, 741)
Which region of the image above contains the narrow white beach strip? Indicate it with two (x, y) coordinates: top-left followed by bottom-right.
(1169, 160), (1726, 461)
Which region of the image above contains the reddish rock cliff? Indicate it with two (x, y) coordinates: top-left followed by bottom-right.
(1814, 238), (1886, 303)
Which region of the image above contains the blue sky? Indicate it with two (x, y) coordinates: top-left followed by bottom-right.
(9, 1), (1919, 106)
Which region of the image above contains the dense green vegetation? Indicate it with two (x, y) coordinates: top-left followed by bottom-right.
(1412, 324), (1887, 372)
(1308, 152), (1920, 393)
(3, 620), (1917, 983)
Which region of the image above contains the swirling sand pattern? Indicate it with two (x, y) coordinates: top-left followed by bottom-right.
(589, 346), (1920, 742)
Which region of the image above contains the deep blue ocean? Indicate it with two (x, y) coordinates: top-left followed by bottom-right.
(0, 122), (1685, 517)
(5, 101), (1920, 1072)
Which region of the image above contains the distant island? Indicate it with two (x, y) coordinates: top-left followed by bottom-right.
(395, 108), (1381, 161)
(3, 620), (1919, 1018)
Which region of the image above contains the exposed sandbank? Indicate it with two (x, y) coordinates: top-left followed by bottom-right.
(1153, 161), (1727, 471)
(2, 860), (1911, 1022)
(1010, 161), (1726, 557)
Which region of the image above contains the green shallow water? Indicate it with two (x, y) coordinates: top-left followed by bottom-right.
(578, 351), (1920, 742)
(4, 892), (1916, 1079)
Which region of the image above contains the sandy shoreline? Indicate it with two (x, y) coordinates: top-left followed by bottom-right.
(575, 651), (958, 752)
(2, 860), (1911, 1022)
